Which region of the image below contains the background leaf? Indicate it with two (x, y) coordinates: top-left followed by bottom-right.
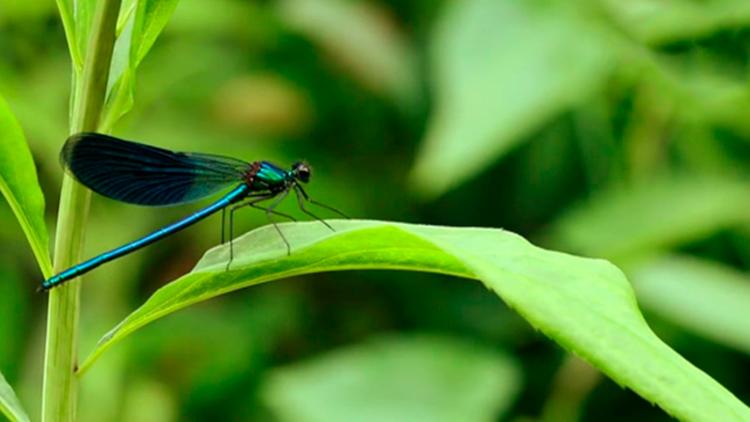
(409, 0), (615, 198)
(278, 0), (419, 108)
(546, 175), (750, 261)
(0, 94), (51, 276)
(602, 0), (750, 44)
(630, 255), (750, 355)
(81, 221), (750, 421)
(0, 371), (29, 422)
(260, 334), (521, 422)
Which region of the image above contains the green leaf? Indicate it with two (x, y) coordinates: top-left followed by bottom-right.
(0, 371), (29, 422)
(601, 0), (750, 45)
(261, 334), (521, 422)
(116, 0), (138, 36)
(410, 0), (615, 198)
(547, 175), (750, 261)
(82, 220), (749, 421)
(278, 0), (419, 108)
(0, 94), (52, 277)
(100, 0), (179, 131)
(130, 0), (180, 66)
(55, 0), (82, 70)
(74, 0), (98, 72)
(53, 0), (98, 74)
(630, 255), (750, 355)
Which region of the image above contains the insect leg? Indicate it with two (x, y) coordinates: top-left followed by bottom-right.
(294, 186), (334, 231)
(249, 203), (297, 222)
(228, 206), (236, 270)
(221, 207), (227, 244)
(226, 193), (275, 270)
(263, 189), (293, 255)
(308, 199), (349, 219)
(296, 185), (349, 219)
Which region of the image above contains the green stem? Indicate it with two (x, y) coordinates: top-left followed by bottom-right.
(42, 1), (121, 421)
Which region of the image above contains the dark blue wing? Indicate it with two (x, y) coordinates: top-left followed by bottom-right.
(61, 133), (249, 206)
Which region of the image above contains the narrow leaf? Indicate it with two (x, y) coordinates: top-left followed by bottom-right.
(278, 0), (419, 108)
(410, 0), (614, 198)
(0, 94), (52, 276)
(631, 255), (750, 355)
(130, 0), (180, 66)
(82, 221), (750, 421)
(74, 0), (99, 72)
(55, 0), (82, 70)
(100, 0), (179, 131)
(547, 175), (750, 261)
(0, 371), (29, 422)
(261, 335), (521, 422)
(116, 0), (138, 35)
(602, 0), (750, 44)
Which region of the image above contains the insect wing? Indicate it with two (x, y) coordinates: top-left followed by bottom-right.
(61, 133), (248, 206)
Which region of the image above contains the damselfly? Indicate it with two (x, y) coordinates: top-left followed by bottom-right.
(41, 133), (344, 290)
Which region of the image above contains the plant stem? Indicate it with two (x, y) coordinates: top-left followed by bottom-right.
(42, 0), (121, 421)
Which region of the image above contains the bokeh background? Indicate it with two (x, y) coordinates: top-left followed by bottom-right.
(2, 0), (750, 420)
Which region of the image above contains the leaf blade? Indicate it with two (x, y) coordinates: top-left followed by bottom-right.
(631, 255), (750, 355)
(278, 0), (418, 108)
(410, 0), (614, 198)
(0, 94), (52, 276)
(261, 335), (522, 422)
(82, 220), (750, 421)
(130, 0), (180, 67)
(602, 0), (750, 44)
(54, 0), (82, 71)
(0, 371), (30, 422)
(547, 175), (750, 261)
(100, 0), (179, 131)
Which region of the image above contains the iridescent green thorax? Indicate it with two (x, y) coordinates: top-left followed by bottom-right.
(248, 161), (291, 190)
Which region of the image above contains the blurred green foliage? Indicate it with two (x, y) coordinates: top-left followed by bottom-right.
(261, 335), (521, 422)
(1, 0), (750, 420)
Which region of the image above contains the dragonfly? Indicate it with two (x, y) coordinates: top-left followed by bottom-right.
(40, 132), (345, 291)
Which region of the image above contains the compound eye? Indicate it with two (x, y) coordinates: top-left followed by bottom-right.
(298, 167), (310, 183)
(293, 162), (311, 183)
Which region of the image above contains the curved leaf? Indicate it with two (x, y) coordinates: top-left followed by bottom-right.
(0, 94), (51, 276)
(547, 175), (750, 261)
(0, 371), (29, 422)
(631, 255), (750, 355)
(410, 0), (614, 198)
(261, 334), (521, 422)
(81, 220), (749, 421)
